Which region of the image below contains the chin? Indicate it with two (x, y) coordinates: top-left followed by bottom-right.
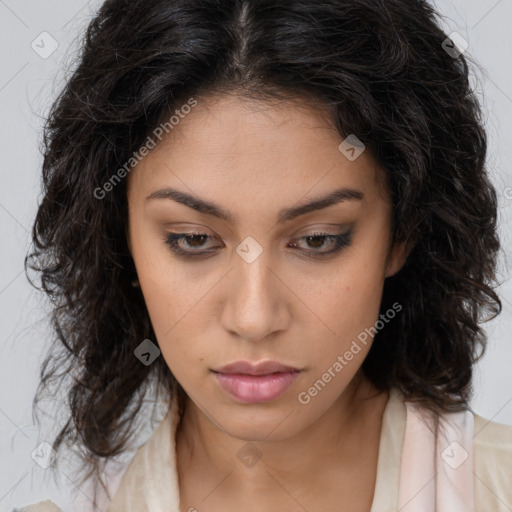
(211, 402), (304, 442)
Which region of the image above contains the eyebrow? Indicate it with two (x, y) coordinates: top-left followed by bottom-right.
(146, 186), (364, 224)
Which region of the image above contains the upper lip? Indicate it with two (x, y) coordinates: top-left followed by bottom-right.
(213, 361), (300, 375)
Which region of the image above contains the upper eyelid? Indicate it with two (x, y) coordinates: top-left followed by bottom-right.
(166, 227), (349, 239)
(165, 221), (352, 235)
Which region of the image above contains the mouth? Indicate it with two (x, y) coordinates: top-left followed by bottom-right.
(211, 360), (301, 403)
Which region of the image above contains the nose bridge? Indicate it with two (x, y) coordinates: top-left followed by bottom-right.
(221, 240), (289, 342)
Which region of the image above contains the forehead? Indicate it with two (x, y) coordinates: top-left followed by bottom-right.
(128, 93), (387, 210)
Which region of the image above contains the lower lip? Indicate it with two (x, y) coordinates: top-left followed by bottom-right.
(213, 371), (300, 403)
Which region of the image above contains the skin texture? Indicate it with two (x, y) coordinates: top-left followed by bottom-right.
(126, 93), (408, 511)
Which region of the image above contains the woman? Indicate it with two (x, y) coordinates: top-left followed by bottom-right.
(18, 0), (512, 511)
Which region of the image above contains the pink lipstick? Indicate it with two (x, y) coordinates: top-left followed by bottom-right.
(212, 361), (300, 404)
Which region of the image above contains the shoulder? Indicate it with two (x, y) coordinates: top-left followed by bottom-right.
(473, 413), (512, 510)
(12, 500), (62, 512)
(473, 413), (512, 465)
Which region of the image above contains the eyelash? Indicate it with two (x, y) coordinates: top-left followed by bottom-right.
(164, 230), (353, 259)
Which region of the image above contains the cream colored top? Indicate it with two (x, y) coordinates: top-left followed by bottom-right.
(17, 387), (512, 512)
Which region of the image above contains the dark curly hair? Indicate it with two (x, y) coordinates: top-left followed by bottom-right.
(26, 0), (502, 498)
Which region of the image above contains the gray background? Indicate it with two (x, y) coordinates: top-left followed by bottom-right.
(1, 0), (511, 509)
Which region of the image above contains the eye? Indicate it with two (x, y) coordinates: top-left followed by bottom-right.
(165, 232), (221, 257)
(164, 228), (353, 260)
(288, 230), (353, 258)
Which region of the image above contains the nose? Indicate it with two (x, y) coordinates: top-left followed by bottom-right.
(220, 249), (291, 343)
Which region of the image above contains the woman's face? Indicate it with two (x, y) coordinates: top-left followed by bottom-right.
(127, 93), (407, 441)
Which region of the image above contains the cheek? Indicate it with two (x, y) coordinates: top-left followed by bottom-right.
(137, 264), (206, 345)
(137, 269), (211, 382)
(298, 240), (388, 359)
(302, 275), (384, 362)
(130, 237), (219, 379)
(129, 226), (187, 340)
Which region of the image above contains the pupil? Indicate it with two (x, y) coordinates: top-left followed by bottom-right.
(187, 235), (207, 247)
(307, 235), (324, 248)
